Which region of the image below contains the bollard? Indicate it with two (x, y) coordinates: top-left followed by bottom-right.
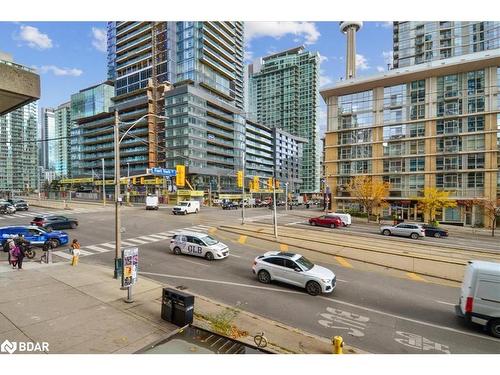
(332, 336), (344, 354)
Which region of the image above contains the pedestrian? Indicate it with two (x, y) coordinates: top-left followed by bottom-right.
(14, 233), (29, 270)
(7, 238), (17, 269)
(70, 239), (81, 266)
(118, 196), (123, 206)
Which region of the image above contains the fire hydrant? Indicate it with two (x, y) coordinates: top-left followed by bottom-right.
(332, 336), (344, 354)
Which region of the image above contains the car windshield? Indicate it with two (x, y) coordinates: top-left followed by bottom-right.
(179, 202), (188, 206)
(295, 256), (314, 271)
(201, 236), (218, 246)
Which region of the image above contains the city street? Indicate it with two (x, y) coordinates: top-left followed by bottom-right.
(1, 205), (499, 354)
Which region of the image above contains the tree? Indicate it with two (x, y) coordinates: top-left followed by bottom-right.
(418, 187), (456, 223)
(481, 198), (500, 237)
(347, 176), (390, 222)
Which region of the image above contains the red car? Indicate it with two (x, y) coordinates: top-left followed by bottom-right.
(309, 215), (342, 228)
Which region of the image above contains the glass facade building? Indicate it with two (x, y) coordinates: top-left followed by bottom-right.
(322, 50), (500, 227)
(248, 46), (320, 193)
(0, 101), (38, 193)
(53, 102), (72, 177)
(393, 22), (500, 68)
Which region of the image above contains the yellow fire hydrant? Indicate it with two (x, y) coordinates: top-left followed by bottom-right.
(332, 336), (344, 354)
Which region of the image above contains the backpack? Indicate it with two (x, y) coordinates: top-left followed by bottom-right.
(2, 241), (9, 253)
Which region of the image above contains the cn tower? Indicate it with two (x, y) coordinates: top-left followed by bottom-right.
(339, 21), (363, 79)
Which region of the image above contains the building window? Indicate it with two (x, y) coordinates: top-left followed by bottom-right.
(467, 172), (484, 188)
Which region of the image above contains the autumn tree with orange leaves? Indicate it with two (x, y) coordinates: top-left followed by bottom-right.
(347, 176), (390, 222)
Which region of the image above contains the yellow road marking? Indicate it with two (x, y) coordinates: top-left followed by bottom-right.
(208, 227), (217, 234)
(335, 256), (353, 268)
(279, 243), (289, 251)
(238, 235), (247, 244)
(407, 272), (428, 282)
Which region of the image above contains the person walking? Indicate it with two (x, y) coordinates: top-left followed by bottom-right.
(7, 238), (18, 269)
(70, 239), (81, 266)
(14, 233), (29, 270)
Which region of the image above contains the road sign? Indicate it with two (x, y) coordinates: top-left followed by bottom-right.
(149, 167), (176, 177)
(121, 247), (138, 288)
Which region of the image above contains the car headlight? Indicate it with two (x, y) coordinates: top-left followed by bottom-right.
(321, 279), (331, 284)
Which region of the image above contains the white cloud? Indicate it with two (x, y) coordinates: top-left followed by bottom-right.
(319, 54), (328, 64)
(379, 21), (393, 29)
(356, 54), (369, 70)
(319, 72), (333, 88)
(18, 25), (52, 50)
(246, 22), (320, 45)
(376, 66), (385, 72)
(382, 50), (394, 65)
(38, 65), (83, 77)
(244, 49), (254, 63)
(91, 27), (107, 53)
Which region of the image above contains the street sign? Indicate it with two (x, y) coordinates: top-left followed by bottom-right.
(149, 167), (176, 177)
(121, 247), (138, 288)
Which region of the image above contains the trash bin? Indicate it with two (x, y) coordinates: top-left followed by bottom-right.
(161, 288), (195, 327)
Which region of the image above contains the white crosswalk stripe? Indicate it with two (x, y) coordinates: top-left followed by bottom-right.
(50, 225), (216, 260)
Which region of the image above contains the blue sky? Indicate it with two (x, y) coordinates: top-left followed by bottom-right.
(0, 21), (393, 132)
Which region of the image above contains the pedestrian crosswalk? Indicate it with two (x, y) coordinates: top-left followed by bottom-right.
(0, 206), (112, 221)
(51, 224), (214, 260)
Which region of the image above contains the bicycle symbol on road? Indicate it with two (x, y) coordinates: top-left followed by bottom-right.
(318, 307), (370, 337)
(394, 331), (451, 354)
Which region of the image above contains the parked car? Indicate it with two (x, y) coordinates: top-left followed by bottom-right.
(31, 215), (78, 231)
(252, 251), (336, 296)
(221, 201), (238, 210)
(380, 223), (425, 239)
(170, 231), (229, 261)
(422, 224), (449, 238)
(8, 199), (29, 211)
(0, 225), (69, 248)
(309, 215), (342, 228)
(455, 261), (500, 338)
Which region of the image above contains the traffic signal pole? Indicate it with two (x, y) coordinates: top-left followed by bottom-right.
(114, 110), (121, 279)
(241, 152), (245, 225)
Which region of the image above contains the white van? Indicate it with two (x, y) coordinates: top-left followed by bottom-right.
(326, 212), (352, 226)
(145, 195), (159, 210)
(172, 200), (200, 215)
(455, 260), (500, 338)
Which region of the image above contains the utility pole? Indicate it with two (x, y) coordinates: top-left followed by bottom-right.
(102, 158), (106, 206)
(127, 162), (130, 206)
(114, 110), (121, 279)
(272, 170), (278, 240)
(241, 151), (245, 225)
(285, 182), (288, 211)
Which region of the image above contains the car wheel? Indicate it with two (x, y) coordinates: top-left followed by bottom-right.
(488, 319), (500, 338)
(46, 226), (53, 232)
(330, 223), (337, 229)
(257, 270), (271, 284)
(50, 239), (60, 248)
(434, 232), (441, 238)
(70, 222), (77, 229)
(310, 222), (316, 226)
(306, 281), (322, 296)
(382, 229), (391, 236)
(195, 209), (199, 213)
(173, 247), (181, 255)
(410, 233), (420, 240)
(205, 252), (214, 261)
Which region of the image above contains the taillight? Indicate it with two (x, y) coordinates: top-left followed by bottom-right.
(465, 297), (473, 313)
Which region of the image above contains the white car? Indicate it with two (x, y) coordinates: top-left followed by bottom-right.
(252, 251), (336, 296)
(169, 231), (229, 261)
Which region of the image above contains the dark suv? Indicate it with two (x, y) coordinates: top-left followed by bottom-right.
(8, 199), (29, 211)
(31, 215), (78, 231)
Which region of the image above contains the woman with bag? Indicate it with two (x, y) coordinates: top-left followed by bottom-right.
(9, 244), (19, 269)
(70, 239), (81, 266)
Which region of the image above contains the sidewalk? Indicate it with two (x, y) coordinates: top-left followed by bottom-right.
(0, 262), (361, 354)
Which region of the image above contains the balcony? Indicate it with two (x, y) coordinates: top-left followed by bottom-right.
(0, 59), (40, 115)
(116, 24), (152, 47)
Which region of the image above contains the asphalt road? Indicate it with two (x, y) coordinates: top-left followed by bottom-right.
(1, 205), (499, 354)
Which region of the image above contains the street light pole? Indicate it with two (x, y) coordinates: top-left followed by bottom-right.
(241, 151), (245, 225)
(102, 158), (106, 206)
(285, 182), (288, 211)
(114, 110), (121, 279)
(126, 162), (130, 206)
(272, 169), (278, 240)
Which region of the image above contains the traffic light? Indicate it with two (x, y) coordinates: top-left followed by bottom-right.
(237, 170), (243, 188)
(253, 176), (260, 191)
(176, 165), (185, 187)
(267, 178), (273, 189)
(140, 177), (144, 185)
(248, 180), (253, 190)
(132, 177), (136, 185)
(275, 180), (280, 189)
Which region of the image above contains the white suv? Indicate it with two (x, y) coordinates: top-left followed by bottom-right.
(170, 231), (229, 260)
(252, 251), (336, 296)
(380, 223), (425, 239)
